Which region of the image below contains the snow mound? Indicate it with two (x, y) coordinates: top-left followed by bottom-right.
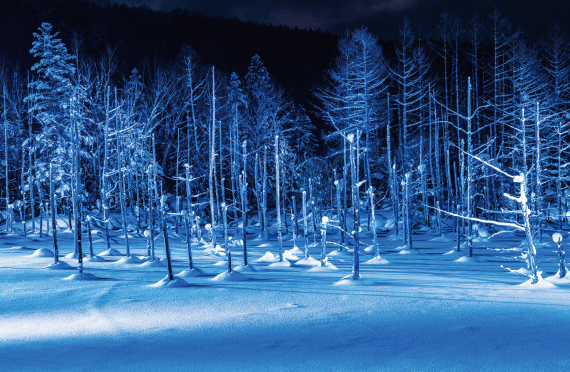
(211, 271), (248, 282)
(234, 264), (258, 272)
(399, 249), (421, 255)
(65, 252), (80, 259)
(363, 245), (375, 253)
(255, 242), (274, 248)
(45, 261), (73, 270)
(268, 259), (291, 268)
(63, 272), (99, 281)
(286, 246), (304, 255)
(255, 252), (278, 263)
(283, 250), (299, 261)
(150, 276), (190, 288)
(545, 269), (570, 284)
(364, 256), (389, 265)
(327, 249), (352, 258)
(31, 248), (54, 258)
(83, 256), (106, 263)
(138, 260), (164, 268)
(443, 250), (461, 255)
(518, 274), (557, 289)
(334, 274), (373, 286)
(454, 256), (482, 263)
(308, 260), (338, 271)
(213, 260), (229, 266)
(176, 267), (207, 277)
(115, 256), (143, 264)
(295, 256), (320, 267)
(98, 248), (123, 257)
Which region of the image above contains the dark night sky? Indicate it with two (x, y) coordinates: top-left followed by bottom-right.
(115, 0), (570, 39)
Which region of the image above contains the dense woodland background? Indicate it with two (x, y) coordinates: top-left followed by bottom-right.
(2, 0), (570, 283)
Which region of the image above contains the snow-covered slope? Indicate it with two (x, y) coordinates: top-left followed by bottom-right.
(1, 213), (569, 371)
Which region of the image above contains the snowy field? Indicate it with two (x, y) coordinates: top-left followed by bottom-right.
(2, 209), (570, 371)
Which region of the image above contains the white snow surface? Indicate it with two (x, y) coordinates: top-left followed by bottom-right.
(2, 211), (570, 371)
(211, 270), (248, 282)
(31, 248), (54, 257)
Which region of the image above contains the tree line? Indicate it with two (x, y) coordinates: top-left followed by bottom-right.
(3, 10), (570, 283)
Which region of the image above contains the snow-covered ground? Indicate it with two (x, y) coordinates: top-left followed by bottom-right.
(2, 210), (570, 371)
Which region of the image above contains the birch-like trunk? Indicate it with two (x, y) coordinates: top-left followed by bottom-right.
(242, 140), (248, 266)
(275, 135), (283, 261)
(223, 203), (231, 272)
(302, 190), (308, 258)
(71, 96), (83, 274)
(50, 164), (58, 264)
(208, 66), (217, 249)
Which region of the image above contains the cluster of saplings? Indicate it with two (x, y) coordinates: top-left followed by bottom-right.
(3, 11), (570, 285)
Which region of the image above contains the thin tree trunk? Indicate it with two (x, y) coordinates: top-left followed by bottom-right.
(275, 136), (283, 261)
(50, 164), (58, 263)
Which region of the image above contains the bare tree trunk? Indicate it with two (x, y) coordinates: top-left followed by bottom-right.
(102, 87), (111, 254)
(71, 96), (83, 274)
(223, 203), (231, 272)
(262, 146), (268, 243)
(275, 136), (283, 261)
(50, 164), (58, 264)
(3, 86), (9, 232)
(184, 165), (193, 269)
(208, 67), (217, 249)
(242, 140), (248, 266)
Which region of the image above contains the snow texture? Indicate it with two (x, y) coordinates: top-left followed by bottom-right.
(3, 209), (570, 372)
(31, 248), (54, 257)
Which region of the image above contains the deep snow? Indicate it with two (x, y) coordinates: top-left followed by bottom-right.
(1, 209), (570, 371)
